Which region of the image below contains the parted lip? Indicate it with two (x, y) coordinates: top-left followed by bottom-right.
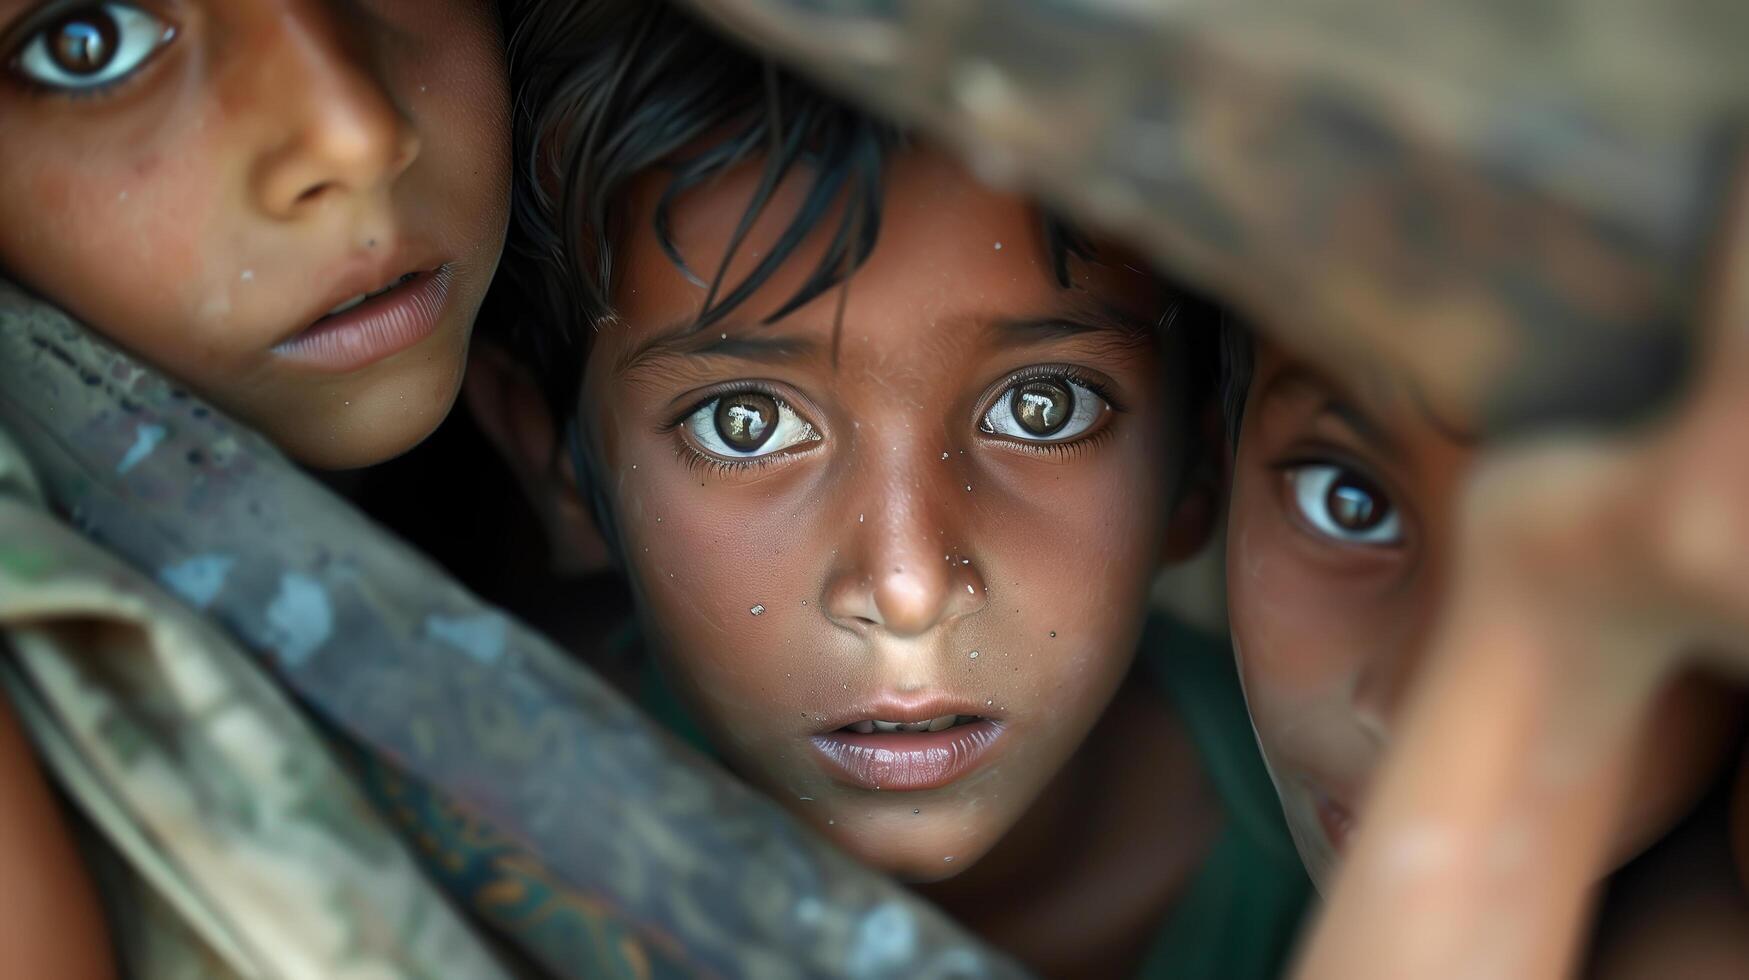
(272, 243), (446, 348)
(811, 693), (997, 734)
(1301, 777), (1361, 850)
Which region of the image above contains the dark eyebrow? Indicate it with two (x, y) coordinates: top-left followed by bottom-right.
(1270, 368), (1402, 455)
(1322, 397), (1401, 454)
(990, 307), (1155, 348)
(617, 320), (822, 375)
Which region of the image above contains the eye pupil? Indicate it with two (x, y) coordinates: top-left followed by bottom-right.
(714, 393), (777, 451)
(49, 10), (119, 76)
(1326, 474), (1385, 531)
(1010, 379), (1072, 436)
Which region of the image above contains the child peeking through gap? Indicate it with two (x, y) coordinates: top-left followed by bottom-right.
(476, 2), (1311, 976)
(0, 1), (513, 975)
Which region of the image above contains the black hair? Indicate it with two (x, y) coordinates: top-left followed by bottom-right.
(496, 0), (1095, 424)
(1218, 320), (1254, 446)
(495, 0), (1221, 559)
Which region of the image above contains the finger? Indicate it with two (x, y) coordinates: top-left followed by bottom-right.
(1294, 566), (1652, 980)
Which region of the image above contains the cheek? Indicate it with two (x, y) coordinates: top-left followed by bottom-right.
(1225, 474), (1371, 724)
(391, 5), (511, 250)
(0, 105), (234, 376)
(610, 456), (833, 723)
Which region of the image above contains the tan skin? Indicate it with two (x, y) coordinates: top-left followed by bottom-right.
(1226, 335), (1746, 972)
(0, 0), (509, 469)
(473, 146), (1223, 976)
(0, 1), (507, 974)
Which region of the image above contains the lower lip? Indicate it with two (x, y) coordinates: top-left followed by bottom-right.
(272, 266), (453, 372)
(810, 720), (1005, 791)
(1315, 793), (1356, 851)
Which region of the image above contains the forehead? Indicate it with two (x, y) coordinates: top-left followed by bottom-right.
(597, 145), (1158, 370)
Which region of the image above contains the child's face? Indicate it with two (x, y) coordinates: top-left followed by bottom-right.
(0, 0), (508, 468)
(1226, 336), (1740, 888)
(583, 148), (1189, 882)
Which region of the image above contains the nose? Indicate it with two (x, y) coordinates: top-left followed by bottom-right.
(250, 7), (420, 220)
(1349, 595), (1443, 748)
(824, 459), (986, 637)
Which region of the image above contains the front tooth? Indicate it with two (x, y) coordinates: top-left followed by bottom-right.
(326, 293), (368, 316)
(871, 720), (901, 734)
(847, 720), (875, 734)
(927, 714), (955, 732)
(896, 721), (930, 733)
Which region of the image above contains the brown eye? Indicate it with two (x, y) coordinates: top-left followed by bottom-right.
(14, 4), (173, 92)
(713, 393), (779, 451)
(1326, 473), (1385, 531)
(1010, 379), (1073, 436)
(49, 10), (119, 76)
(982, 374), (1105, 443)
(1287, 463), (1403, 545)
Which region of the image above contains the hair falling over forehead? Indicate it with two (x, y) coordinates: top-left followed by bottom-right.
(496, 0), (1095, 422)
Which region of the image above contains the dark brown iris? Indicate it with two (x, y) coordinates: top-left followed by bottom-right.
(1325, 472), (1387, 532)
(1011, 379), (1072, 437)
(714, 393), (778, 452)
(49, 10), (119, 76)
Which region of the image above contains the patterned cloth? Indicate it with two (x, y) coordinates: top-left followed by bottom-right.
(0, 424), (518, 980)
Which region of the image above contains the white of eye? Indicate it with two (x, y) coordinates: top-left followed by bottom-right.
(1286, 463), (1403, 545)
(684, 395), (820, 459)
(16, 5), (174, 91)
(981, 378), (1106, 442)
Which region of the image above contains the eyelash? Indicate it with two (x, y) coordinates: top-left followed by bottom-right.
(996, 364), (1125, 415)
(663, 365), (1124, 475)
(6, 2), (171, 101)
(975, 363), (1123, 455)
(1267, 450), (1406, 547)
(662, 381), (812, 474)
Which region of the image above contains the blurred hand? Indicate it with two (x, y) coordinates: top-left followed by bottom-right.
(1295, 184), (1749, 980)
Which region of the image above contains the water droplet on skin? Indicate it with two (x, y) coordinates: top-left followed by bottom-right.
(969, 650), (979, 660)
(961, 558), (970, 565)
(859, 514), (865, 523)
(941, 452), (949, 460)
(987, 700), (993, 706)
(1049, 631), (1056, 638)
(655, 517), (662, 523)
(750, 604), (765, 616)
(966, 584), (975, 595)
(965, 485), (973, 492)
(829, 819), (836, 825)
(912, 808), (921, 814)
(944, 855), (955, 862)
(993, 241), (1003, 250)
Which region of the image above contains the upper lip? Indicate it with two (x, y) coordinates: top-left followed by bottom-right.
(274, 246), (444, 346)
(813, 693), (996, 735)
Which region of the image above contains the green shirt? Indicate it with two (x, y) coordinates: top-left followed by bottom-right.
(1132, 616), (1311, 979)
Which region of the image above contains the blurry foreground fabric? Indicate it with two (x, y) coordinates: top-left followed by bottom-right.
(0, 424), (521, 979)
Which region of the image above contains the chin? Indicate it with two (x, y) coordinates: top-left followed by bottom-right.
(817, 806), (1005, 884)
(266, 362), (463, 470)
(1279, 791), (1341, 893)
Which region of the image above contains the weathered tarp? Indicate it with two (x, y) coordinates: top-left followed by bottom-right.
(0, 280), (1018, 980)
(686, 0), (1749, 435)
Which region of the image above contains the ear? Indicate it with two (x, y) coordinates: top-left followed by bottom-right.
(1161, 402), (1226, 564)
(464, 344), (613, 574)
